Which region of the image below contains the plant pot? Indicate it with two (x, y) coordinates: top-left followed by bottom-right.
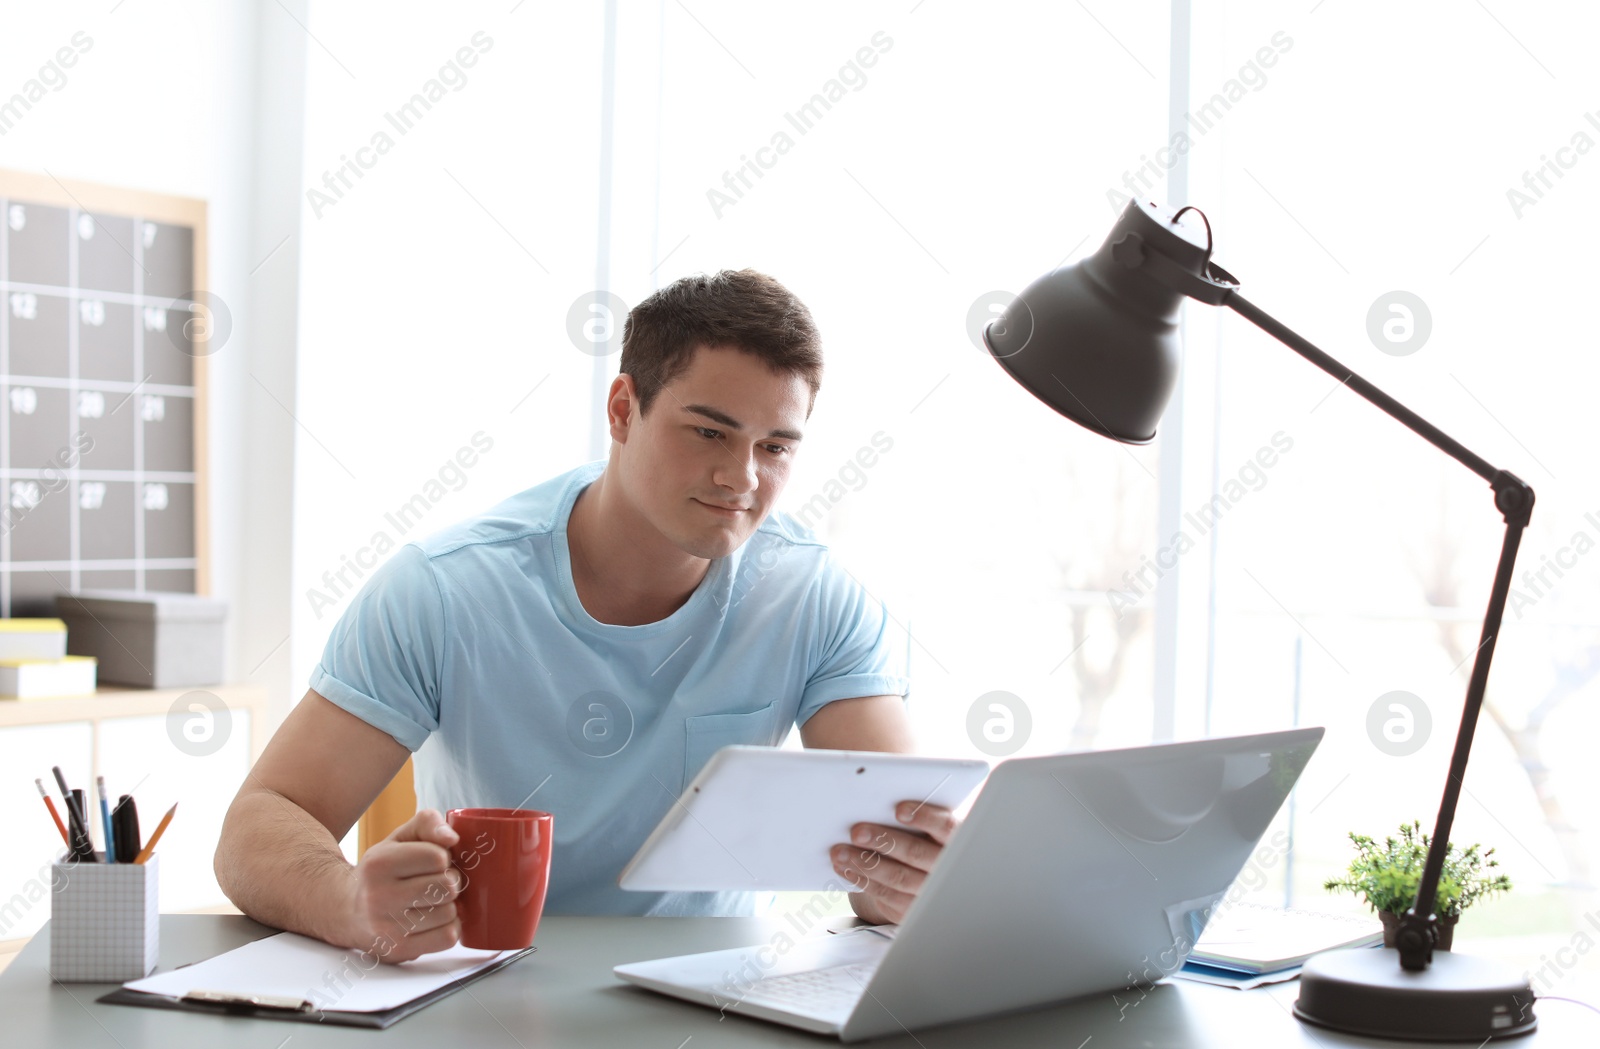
(1379, 910), (1457, 951)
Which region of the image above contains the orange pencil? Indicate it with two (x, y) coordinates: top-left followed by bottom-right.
(35, 778), (69, 845)
(133, 803), (176, 865)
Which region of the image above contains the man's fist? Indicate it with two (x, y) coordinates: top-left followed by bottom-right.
(346, 809), (463, 963)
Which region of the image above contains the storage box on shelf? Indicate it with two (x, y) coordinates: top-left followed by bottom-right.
(55, 591), (228, 689)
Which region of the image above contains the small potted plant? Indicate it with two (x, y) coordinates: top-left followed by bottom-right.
(1324, 820), (1512, 950)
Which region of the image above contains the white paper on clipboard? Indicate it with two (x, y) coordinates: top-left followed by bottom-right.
(619, 746), (990, 892)
(124, 932), (510, 1013)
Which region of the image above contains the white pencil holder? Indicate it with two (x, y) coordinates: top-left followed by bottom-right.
(49, 853), (159, 982)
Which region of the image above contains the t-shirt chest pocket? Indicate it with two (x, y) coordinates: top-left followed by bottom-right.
(682, 701), (782, 791)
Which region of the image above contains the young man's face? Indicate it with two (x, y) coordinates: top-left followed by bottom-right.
(614, 344), (810, 561)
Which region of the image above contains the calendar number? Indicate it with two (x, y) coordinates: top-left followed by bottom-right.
(143, 483), (168, 511)
(80, 482), (106, 510)
(8, 387), (37, 415)
(9, 293), (36, 320)
(10, 481), (40, 510)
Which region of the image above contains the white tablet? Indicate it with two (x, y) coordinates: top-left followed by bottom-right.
(618, 746), (990, 892)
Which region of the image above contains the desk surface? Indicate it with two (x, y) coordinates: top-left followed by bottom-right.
(1, 915), (1584, 1047)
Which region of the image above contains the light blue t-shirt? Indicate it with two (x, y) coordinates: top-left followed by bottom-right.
(312, 460), (910, 916)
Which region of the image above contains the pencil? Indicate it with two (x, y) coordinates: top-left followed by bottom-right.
(132, 803), (176, 865)
(35, 778), (69, 845)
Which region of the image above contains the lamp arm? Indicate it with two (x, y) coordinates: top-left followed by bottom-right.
(1224, 294), (1500, 484)
(1222, 292), (1535, 971)
(1394, 505), (1530, 964)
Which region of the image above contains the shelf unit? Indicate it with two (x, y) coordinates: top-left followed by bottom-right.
(0, 683), (271, 766)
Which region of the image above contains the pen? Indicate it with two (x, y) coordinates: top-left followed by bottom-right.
(51, 766), (93, 862)
(113, 795), (141, 864)
(133, 803), (176, 865)
(97, 776), (115, 863)
(71, 789), (92, 859)
(35, 778), (69, 845)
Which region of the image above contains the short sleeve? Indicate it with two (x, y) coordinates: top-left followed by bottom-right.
(796, 555), (911, 726)
(309, 544), (445, 751)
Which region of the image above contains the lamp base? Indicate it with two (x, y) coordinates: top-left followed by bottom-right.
(1294, 948), (1536, 1041)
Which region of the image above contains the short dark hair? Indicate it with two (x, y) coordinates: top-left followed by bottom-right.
(620, 269), (822, 416)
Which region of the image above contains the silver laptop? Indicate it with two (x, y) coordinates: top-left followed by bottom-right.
(614, 727), (1324, 1042)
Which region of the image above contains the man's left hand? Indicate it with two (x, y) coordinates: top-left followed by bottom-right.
(831, 801), (960, 925)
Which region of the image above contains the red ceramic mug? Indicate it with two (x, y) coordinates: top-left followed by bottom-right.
(446, 808), (553, 950)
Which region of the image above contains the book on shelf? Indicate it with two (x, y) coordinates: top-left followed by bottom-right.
(0, 655), (98, 699)
(1188, 900), (1384, 975)
(0, 618), (68, 661)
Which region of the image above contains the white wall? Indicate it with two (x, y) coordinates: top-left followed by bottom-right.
(0, 0), (305, 711)
(0, 0), (306, 922)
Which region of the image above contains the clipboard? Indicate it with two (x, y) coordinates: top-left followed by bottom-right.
(97, 933), (536, 1029)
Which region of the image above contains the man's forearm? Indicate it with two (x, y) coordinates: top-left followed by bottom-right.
(214, 787), (362, 948)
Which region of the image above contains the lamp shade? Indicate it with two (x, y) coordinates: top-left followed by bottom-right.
(982, 198), (1216, 444)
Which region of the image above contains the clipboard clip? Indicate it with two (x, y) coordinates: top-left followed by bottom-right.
(181, 989), (314, 1013)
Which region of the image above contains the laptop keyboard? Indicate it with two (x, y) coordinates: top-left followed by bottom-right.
(740, 963), (874, 1012)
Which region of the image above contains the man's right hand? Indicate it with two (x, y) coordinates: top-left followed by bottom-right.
(344, 808), (464, 963)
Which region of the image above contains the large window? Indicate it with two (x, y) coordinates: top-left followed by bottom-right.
(289, 2), (1600, 970)
(609, 0), (1173, 762)
(1186, 1), (1600, 967)
(291, 5), (610, 693)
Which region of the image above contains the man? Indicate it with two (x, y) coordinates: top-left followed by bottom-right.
(216, 269), (956, 963)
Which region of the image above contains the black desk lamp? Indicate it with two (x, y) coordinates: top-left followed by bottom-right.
(984, 198), (1537, 1041)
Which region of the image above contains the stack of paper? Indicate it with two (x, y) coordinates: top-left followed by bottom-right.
(0, 618), (69, 661)
(1178, 902), (1383, 988)
(0, 654), (97, 699)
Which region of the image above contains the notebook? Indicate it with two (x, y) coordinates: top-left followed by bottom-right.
(1188, 901), (1383, 974)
